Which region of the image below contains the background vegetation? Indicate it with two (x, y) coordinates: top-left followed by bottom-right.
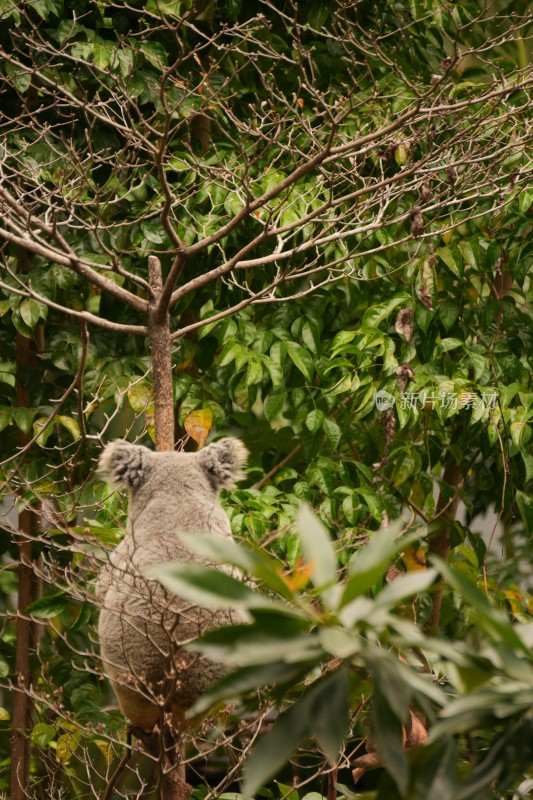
(0, 0), (532, 798)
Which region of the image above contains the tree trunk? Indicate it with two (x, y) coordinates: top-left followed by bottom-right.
(148, 256), (175, 452)
(146, 256), (188, 799)
(426, 461), (463, 631)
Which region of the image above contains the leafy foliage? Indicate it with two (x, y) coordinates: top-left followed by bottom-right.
(0, 0), (532, 798)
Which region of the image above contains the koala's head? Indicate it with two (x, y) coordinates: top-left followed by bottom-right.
(98, 437), (248, 495)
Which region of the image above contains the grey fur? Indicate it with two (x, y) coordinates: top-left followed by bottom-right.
(96, 437), (248, 730)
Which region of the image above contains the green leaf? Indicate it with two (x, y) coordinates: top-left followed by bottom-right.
(306, 409), (324, 433)
(413, 740), (457, 800)
(313, 665), (350, 762)
(391, 450), (415, 487)
(12, 408), (36, 435)
(264, 393), (285, 422)
(56, 415), (81, 441)
(32, 722), (56, 747)
(436, 246), (462, 277)
(243, 668), (349, 794)
(372, 687), (408, 794)
(432, 558), (529, 652)
(0, 406), (11, 432)
(296, 504), (337, 605)
(242, 686), (314, 794)
(362, 295), (410, 329)
(375, 568), (437, 608)
(148, 562), (279, 611)
(19, 298), (44, 328)
(33, 417), (53, 447)
(322, 418), (341, 449)
(439, 303), (459, 331)
(189, 660), (315, 717)
(302, 320), (321, 354)
(340, 521), (419, 608)
(286, 342), (314, 381)
(367, 650), (411, 724)
(177, 532), (293, 598)
(519, 190), (533, 215)
(515, 490), (533, 533)
(191, 624), (322, 667)
(438, 338), (463, 352)
(25, 591), (68, 619)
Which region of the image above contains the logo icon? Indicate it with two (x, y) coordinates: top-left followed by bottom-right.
(375, 390), (395, 412)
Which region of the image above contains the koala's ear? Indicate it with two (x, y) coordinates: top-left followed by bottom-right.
(198, 437), (248, 490)
(98, 441), (152, 489)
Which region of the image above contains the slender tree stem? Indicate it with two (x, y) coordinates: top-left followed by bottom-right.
(148, 256), (175, 452)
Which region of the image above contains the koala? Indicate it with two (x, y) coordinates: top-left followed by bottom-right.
(96, 437), (248, 732)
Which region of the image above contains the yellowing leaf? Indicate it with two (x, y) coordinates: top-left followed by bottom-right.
(94, 739), (114, 765)
(277, 557), (314, 591)
(0, 707), (10, 721)
(56, 732), (81, 763)
(128, 382), (153, 413)
(402, 546), (426, 571)
(185, 408), (213, 448)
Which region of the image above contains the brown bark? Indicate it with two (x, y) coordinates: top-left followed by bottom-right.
(425, 461), (463, 631)
(148, 256), (175, 452)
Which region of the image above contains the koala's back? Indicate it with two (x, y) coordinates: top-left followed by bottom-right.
(96, 438), (248, 730)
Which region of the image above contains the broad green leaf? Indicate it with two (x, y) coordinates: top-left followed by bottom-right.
(439, 303), (459, 331)
(286, 342), (314, 381)
(177, 532), (293, 598)
(372, 687), (409, 794)
(19, 298), (44, 328)
(296, 504), (337, 605)
(148, 562), (280, 611)
(413, 740), (458, 800)
(340, 522), (420, 607)
(264, 393), (285, 422)
(243, 668), (349, 794)
(25, 591), (68, 619)
(436, 246), (462, 277)
(323, 418), (341, 449)
(189, 660), (316, 717)
(32, 722), (56, 747)
(191, 625), (322, 667)
(362, 295), (410, 329)
(375, 568), (437, 608)
(391, 450), (415, 487)
(56, 415), (81, 441)
(302, 320), (321, 354)
(367, 650), (411, 724)
(515, 490), (533, 533)
(510, 422), (530, 449)
(432, 558), (529, 651)
(128, 382), (152, 413)
(306, 409), (324, 433)
(0, 406), (11, 432)
(438, 338), (463, 352)
(242, 686), (314, 794)
(313, 665), (350, 762)
(12, 407), (35, 435)
(33, 417), (53, 447)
